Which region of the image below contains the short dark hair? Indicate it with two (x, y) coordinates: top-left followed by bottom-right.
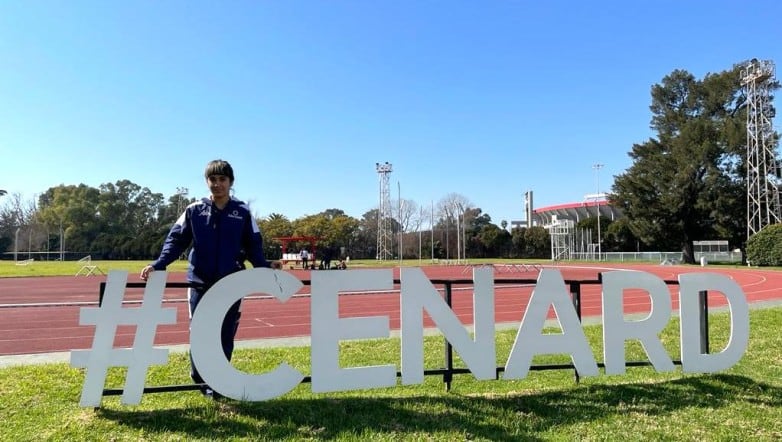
(204, 159), (234, 183)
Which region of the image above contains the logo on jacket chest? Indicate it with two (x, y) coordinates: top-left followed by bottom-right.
(197, 208), (242, 227)
(197, 208), (242, 219)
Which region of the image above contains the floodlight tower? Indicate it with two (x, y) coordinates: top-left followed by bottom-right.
(741, 59), (781, 238)
(376, 162), (393, 260)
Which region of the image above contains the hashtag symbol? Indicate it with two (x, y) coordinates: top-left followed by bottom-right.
(71, 270), (177, 407)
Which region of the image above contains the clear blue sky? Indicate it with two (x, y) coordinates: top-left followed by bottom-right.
(2, 1), (781, 226)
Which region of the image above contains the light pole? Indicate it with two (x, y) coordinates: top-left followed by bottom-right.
(59, 220), (64, 261)
(398, 181), (402, 265)
(593, 163), (604, 260)
(454, 204), (460, 262)
(462, 209), (467, 263)
(430, 200), (434, 262)
(14, 227), (20, 263)
(418, 206), (423, 265)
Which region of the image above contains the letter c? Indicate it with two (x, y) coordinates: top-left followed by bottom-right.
(190, 268), (304, 401)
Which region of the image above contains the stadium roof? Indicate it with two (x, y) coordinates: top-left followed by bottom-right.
(532, 200), (622, 226)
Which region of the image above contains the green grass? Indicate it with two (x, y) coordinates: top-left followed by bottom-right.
(0, 258), (553, 277)
(1, 257), (755, 278)
(2, 308), (781, 441)
(0, 260), (189, 277)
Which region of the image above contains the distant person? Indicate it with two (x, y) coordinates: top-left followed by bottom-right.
(322, 248), (332, 270)
(300, 248), (309, 269)
(140, 159), (280, 399)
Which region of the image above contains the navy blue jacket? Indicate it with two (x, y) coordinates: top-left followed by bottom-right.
(150, 197), (270, 288)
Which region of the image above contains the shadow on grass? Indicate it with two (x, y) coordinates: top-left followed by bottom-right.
(98, 374), (781, 441)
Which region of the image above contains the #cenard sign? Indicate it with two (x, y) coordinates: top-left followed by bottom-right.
(72, 267), (749, 406)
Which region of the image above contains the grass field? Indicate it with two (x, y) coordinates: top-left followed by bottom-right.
(0, 260), (191, 277)
(2, 258), (779, 440)
(1, 306), (781, 441)
(0, 258), (553, 278)
(0, 257), (751, 278)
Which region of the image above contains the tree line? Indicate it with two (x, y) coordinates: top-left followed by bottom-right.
(1, 60), (778, 263)
(0, 180), (558, 262)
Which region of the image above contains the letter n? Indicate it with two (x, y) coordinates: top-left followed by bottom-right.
(400, 267), (496, 384)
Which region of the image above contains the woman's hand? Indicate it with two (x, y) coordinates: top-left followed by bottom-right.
(140, 265), (155, 281)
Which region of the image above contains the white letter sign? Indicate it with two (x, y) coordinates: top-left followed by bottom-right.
(310, 269), (397, 393)
(602, 270), (675, 375)
(504, 269), (598, 379)
(400, 267), (496, 384)
(678, 273), (749, 373)
(190, 268), (304, 401)
(72, 267), (754, 406)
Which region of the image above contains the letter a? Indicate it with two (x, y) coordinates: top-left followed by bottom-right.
(504, 269), (598, 379)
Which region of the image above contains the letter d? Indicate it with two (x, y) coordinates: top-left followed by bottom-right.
(679, 273), (749, 373)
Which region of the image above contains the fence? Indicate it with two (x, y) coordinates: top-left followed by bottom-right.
(567, 251), (743, 264)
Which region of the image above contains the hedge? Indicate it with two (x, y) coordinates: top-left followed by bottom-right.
(746, 223), (782, 266)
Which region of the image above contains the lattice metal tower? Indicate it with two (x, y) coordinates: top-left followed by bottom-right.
(741, 59), (781, 237)
(375, 162), (393, 260)
(549, 218), (575, 261)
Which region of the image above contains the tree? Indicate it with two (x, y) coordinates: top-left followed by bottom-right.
(35, 181), (166, 259)
(354, 209), (379, 259)
(611, 64), (761, 263)
(258, 213), (293, 258)
(393, 198), (419, 258)
(603, 217), (644, 252)
(0, 192), (37, 254)
(328, 212), (360, 258)
(471, 224), (511, 258)
(436, 193), (472, 260)
(1, 178), (525, 260)
(576, 216), (614, 251)
(36, 185), (101, 255)
(289, 210), (361, 261)
(402, 204), (432, 259)
(510, 227), (526, 258)
(463, 209), (508, 258)
(523, 226), (550, 258)
(92, 180), (165, 259)
(392, 198), (417, 233)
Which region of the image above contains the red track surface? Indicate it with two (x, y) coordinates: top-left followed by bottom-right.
(1, 263), (781, 356)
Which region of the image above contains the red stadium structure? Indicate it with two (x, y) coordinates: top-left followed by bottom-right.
(531, 199), (621, 226)
(510, 190), (622, 230)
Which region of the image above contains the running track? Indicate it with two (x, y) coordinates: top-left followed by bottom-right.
(1, 263), (781, 356)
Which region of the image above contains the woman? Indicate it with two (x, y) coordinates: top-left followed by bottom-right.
(141, 159), (278, 398)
